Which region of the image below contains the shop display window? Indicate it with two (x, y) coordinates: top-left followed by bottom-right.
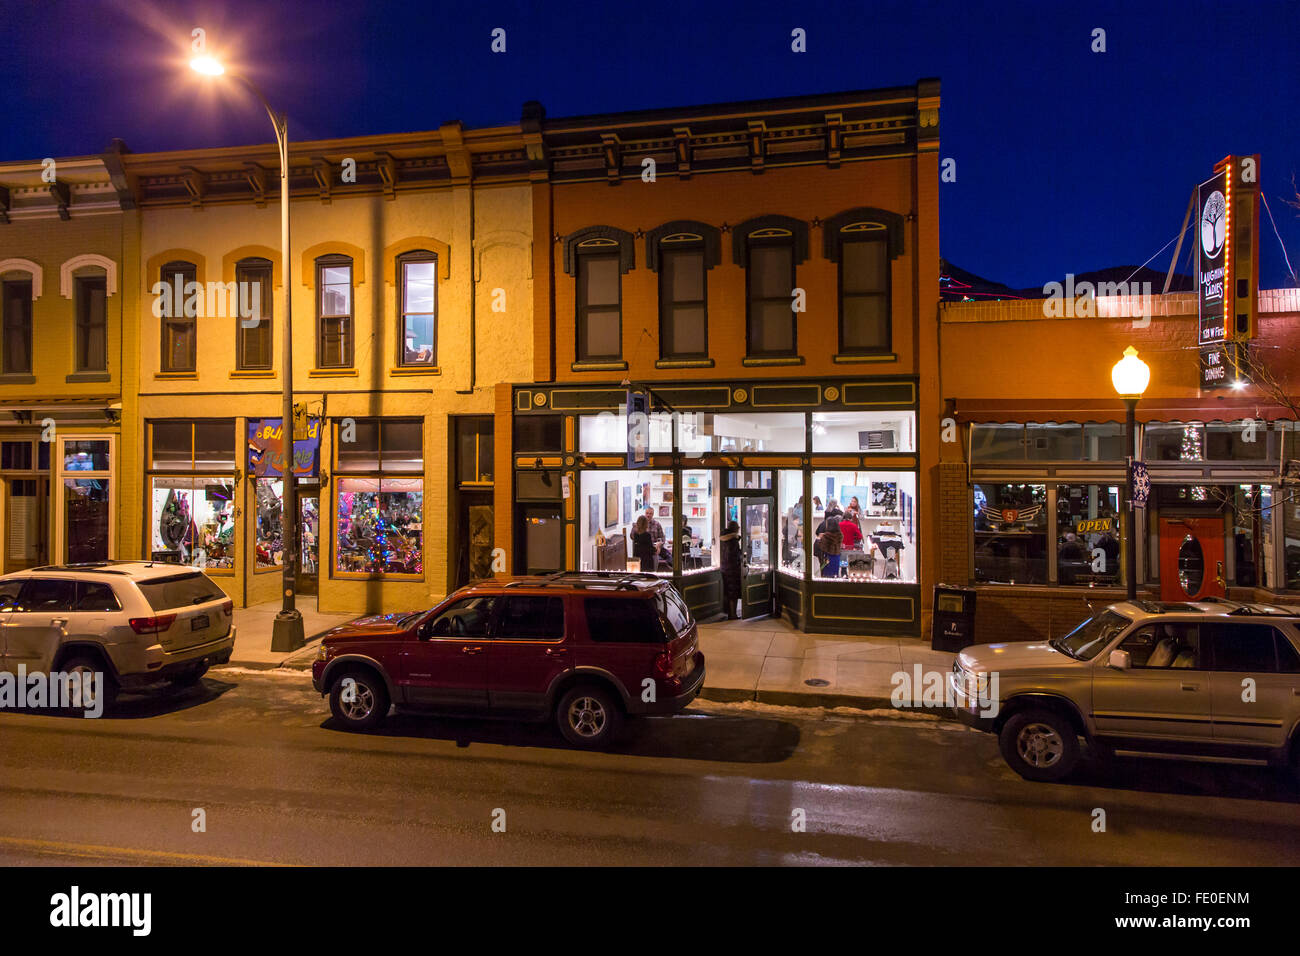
(579, 411), (673, 454)
(812, 411), (915, 453)
(255, 478), (284, 569)
(150, 477), (236, 569)
(813, 470), (917, 582)
(974, 483), (1047, 584)
(690, 412), (805, 453)
(972, 422), (1128, 462)
(1055, 484), (1121, 586)
(777, 470), (804, 578)
(1232, 485), (1271, 588)
(1145, 421), (1271, 462)
(580, 469), (676, 575)
(679, 469), (718, 575)
(1285, 491), (1300, 592)
(335, 478), (423, 575)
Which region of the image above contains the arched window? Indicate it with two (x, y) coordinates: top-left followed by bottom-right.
(646, 221), (720, 363)
(316, 254), (353, 368)
(159, 260), (197, 372)
(235, 257), (273, 370)
(563, 226), (634, 366)
(397, 250), (438, 367)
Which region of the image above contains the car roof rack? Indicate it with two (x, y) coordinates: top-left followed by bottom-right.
(1227, 603), (1299, 617)
(502, 570), (662, 591)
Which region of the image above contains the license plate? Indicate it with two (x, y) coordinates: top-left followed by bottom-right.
(191, 614), (209, 631)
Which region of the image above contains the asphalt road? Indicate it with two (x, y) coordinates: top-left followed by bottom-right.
(0, 668), (1298, 867)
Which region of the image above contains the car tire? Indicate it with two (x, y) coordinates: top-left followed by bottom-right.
(556, 685), (623, 749)
(998, 708), (1080, 782)
(61, 655), (118, 713)
(328, 669), (390, 731)
(169, 664), (208, 687)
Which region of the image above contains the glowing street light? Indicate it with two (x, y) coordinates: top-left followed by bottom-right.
(190, 50), (303, 651)
(1111, 346), (1151, 600)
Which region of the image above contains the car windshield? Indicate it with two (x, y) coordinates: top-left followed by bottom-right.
(1053, 609), (1131, 661)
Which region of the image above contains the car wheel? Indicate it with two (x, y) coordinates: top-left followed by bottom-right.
(328, 669), (389, 731)
(169, 664), (208, 687)
(556, 685), (623, 748)
(61, 655), (118, 713)
(999, 708), (1080, 782)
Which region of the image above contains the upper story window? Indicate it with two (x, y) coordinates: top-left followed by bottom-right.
(316, 255), (353, 368)
(824, 207), (904, 357)
(646, 221), (721, 363)
(398, 251), (438, 367)
(235, 257), (273, 370)
(159, 260), (197, 372)
(563, 226), (635, 366)
(74, 274), (108, 372)
(734, 216), (808, 359)
(2, 278), (33, 374)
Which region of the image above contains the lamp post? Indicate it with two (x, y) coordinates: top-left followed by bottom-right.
(191, 55), (304, 650)
(1110, 346), (1151, 601)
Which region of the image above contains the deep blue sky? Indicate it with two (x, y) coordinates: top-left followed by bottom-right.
(4, 0), (1297, 289)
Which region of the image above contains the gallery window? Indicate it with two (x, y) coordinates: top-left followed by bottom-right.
(398, 251), (437, 366)
(580, 469), (674, 576)
(74, 274), (108, 371)
(159, 260), (197, 372)
(316, 255), (353, 368)
(235, 257), (273, 370)
(147, 420), (237, 570)
(973, 483), (1047, 584)
(812, 470), (917, 582)
(334, 417), (423, 576)
(2, 278), (33, 374)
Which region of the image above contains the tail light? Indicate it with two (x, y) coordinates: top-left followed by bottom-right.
(652, 650), (676, 682)
(129, 614), (177, 635)
(220, 600), (234, 617)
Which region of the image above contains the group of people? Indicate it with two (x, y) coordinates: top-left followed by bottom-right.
(812, 497), (872, 578)
(631, 507), (671, 571)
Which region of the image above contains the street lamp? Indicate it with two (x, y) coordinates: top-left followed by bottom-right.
(191, 54), (304, 650)
(1111, 346), (1151, 600)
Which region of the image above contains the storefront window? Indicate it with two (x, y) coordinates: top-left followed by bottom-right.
(674, 412), (805, 454)
(1055, 484), (1121, 585)
(1285, 490), (1300, 591)
(579, 469), (675, 575)
(974, 483), (1047, 584)
(813, 470), (917, 582)
(1146, 421), (1271, 462)
(579, 411), (673, 454)
(812, 411), (915, 453)
(335, 478), (423, 575)
(150, 477), (235, 568)
(255, 478), (283, 569)
(680, 469), (718, 574)
(778, 470), (804, 577)
(64, 479), (109, 564)
(1232, 485), (1270, 587)
(972, 423), (1127, 462)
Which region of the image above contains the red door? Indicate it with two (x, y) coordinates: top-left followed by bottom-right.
(1158, 517), (1226, 601)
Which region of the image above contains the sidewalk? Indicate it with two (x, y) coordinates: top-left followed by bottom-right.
(224, 602), (958, 709)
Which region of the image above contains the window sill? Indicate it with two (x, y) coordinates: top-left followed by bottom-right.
(155, 372), (197, 379)
(742, 355), (804, 367)
(655, 358), (715, 369)
(571, 360), (628, 372)
(390, 365), (441, 376)
(309, 368), (359, 377)
(0, 373), (37, 384)
(833, 352), (897, 364)
(230, 370), (275, 379)
(66, 371), (111, 383)
(254, 566), (283, 573)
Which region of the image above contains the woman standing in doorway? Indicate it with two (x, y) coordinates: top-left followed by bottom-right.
(720, 520), (743, 619)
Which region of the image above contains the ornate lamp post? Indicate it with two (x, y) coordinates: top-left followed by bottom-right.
(191, 54), (304, 650)
(1111, 346), (1151, 600)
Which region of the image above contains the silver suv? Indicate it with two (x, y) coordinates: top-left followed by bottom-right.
(0, 562), (235, 709)
(951, 599), (1300, 782)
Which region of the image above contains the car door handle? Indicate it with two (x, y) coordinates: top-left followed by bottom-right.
(1180, 682), (1199, 691)
(545, 647), (567, 657)
(50, 618), (68, 628)
(461, 645), (483, 655)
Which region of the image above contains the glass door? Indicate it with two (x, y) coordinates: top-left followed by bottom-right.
(733, 496), (774, 619)
(297, 488), (319, 596)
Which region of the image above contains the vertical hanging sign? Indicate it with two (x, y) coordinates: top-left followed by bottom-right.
(1197, 171), (1228, 345)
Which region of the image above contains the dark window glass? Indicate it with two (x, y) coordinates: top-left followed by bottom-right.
(746, 240), (795, 356)
(427, 597), (498, 638)
(151, 421), (193, 469)
(495, 596), (564, 639)
(193, 421), (236, 471)
(136, 572), (225, 612)
(659, 245), (707, 358)
(516, 471), (562, 500)
(63, 440), (110, 472)
(0, 579), (23, 610)
(317, 257), (353, 368)
(456, 417), (494, 485)
(840, 237), (889, 353)
(577, 253), (622, 361)
(971, 424), (1026, 461)
(1083, 423), (1128, 459)
(1120, 623), (1202, 668)
(380, 420), (423, 472)
(17, 578), (77, 612)
(75, 581), (121, 612)
(659, 588), (692, 637)
(1, 441), (33, 470)
(1277, 632), (1300, 673)
(2, 279), (33, 374)
(584, 596), (666, 643)
(513, 415), (562, 452)
(75, 275), (108, 371)
(336, 419), (380, 471)
(1026, 423), (1083, 460)
(1206, 623), (1279, 672)
(235, 259), (273, 370)
(399, 253), (437, 366)
(159, 261), (197, 372)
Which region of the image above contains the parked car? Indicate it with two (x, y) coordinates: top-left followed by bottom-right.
(0, 561), (235, 709)
(311, 572), (706, 747)
(951, 598), (1300, 782)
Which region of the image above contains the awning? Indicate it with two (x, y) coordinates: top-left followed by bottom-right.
(953, 398), (1298, 424)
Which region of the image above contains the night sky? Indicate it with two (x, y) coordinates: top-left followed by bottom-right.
(4, 0), (1297, 290)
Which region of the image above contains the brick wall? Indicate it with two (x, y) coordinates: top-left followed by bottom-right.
(937, 461), (969, 586)
(973, 586), (1126, 643)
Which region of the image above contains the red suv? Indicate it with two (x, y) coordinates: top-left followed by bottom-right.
(311, 573), (705, 747)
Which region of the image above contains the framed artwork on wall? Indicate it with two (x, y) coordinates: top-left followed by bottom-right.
(588, 494), (599, 536)
(622, 486), (632, 524)
(604, 480), (619, 528)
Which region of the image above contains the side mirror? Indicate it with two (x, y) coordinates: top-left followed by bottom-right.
(1108, 649), (1131, 670)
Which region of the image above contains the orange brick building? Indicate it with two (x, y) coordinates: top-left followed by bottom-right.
(495, 83), (943, 635)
